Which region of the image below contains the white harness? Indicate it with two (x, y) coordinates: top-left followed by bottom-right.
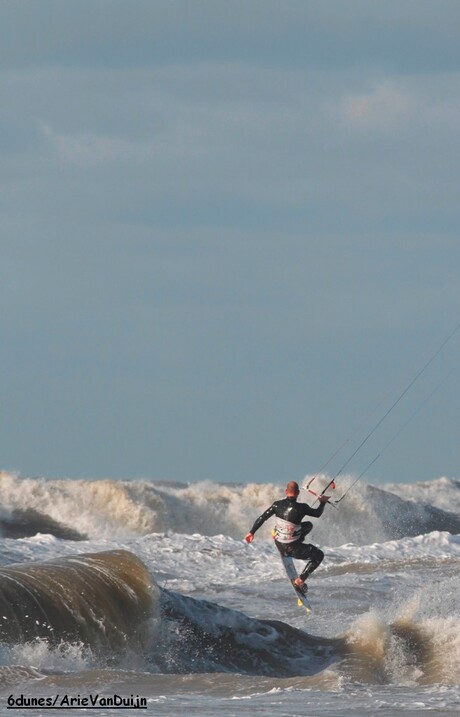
(274, 517), (302, 544)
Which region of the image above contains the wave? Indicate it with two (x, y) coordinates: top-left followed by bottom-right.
(328, 530), (460, 563)
(1, 472), (459, 544)
(0, 508), (86, 541)
(156, 589), (345, 676)
(153, 586), (460, 684)
(0, 550), (157, 653)
(313, 482), (460, 546)
(385, 476), (460, 513)
(0, 665), (45, 691)
(0, 546), (457, 686)
(0, 473), (166, 540)
(343, 609), (460, 686)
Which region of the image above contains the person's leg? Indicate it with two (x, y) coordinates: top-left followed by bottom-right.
(290, 542), (324, 581)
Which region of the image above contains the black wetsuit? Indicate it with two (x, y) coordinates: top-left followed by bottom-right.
(249, 497), (326, 581)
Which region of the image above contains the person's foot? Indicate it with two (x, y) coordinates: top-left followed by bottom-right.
(292, 577), (308, 594)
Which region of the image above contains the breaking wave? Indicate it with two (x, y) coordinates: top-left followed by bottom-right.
(155, 583), (460, 684)
(0, 544), (457, 687)
(0, 472), (459, 545)
(0, 550), (157, 653)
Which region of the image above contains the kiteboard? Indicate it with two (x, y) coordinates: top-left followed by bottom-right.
(280, 554), (312, 614)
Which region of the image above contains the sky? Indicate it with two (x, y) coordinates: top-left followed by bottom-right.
(1, 1), (460, 486)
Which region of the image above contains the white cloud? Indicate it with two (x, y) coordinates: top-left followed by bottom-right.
(342, 82), (411, 130)
(42, 125), (139, 166)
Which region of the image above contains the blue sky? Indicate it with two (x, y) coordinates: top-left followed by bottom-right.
(1, 1), (459, 485)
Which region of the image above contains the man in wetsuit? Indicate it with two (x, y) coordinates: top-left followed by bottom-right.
(244, 481), (329, 592)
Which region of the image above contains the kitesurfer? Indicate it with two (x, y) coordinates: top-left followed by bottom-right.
(244, 481), (329, 592)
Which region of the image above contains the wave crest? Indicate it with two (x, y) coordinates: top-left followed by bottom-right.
(1, 472), (459, 544)
(0, 550), (157, 653)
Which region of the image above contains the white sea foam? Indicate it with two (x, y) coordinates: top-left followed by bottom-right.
(327, 530), (460, 565)
(0, 470), (458, 716)
(385, 476), (460, 513)
(1, 472), (458, 546)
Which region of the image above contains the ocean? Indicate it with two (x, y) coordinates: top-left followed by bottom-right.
(0, 471), (459, 716)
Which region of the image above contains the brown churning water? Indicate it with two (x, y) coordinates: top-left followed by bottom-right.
(0, 550), (157, 652)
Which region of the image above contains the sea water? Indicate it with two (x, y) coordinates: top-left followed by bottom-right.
(0, 472), (459, 716)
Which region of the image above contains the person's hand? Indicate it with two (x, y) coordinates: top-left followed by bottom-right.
(318, 495), (331, 503)
(244, 532), (254, 543)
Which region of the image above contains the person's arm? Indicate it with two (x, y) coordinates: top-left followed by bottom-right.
(301, 495), (330, 518)
(244, 504), (275, 543)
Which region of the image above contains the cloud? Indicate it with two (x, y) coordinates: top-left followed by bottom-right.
(42, 125), (147, 166)
(2, 59), (459, 231)
(342, 82), (410, 129)
(2, 1), (460, 481)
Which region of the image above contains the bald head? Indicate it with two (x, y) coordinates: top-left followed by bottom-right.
(285, 481), (300, 497)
